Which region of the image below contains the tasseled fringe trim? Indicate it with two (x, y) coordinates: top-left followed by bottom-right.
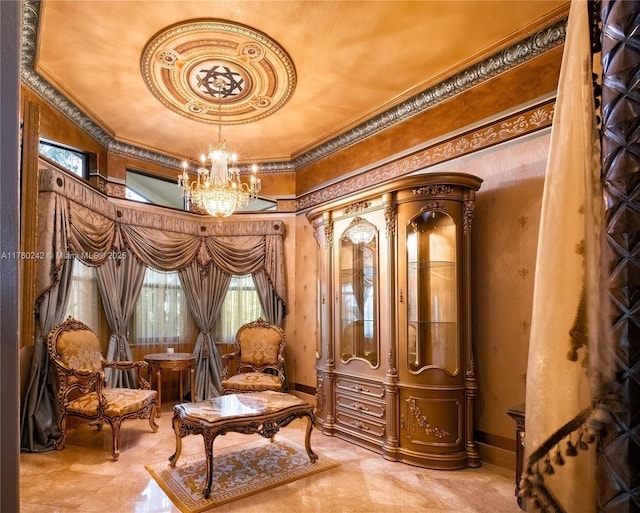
(519, 406), (611, 512)
(519, 475), (565, 513)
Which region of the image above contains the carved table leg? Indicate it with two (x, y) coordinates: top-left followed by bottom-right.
(203, 430), (216, 499)
(178, 370), (184, 404)
(169, 414), (182, 466)
(190, 367), (195, 402)
(155, 367), (162, 417)
(304, 413), (318, 463)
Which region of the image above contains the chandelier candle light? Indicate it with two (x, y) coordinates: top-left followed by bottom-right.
(177, 79), (261, 217)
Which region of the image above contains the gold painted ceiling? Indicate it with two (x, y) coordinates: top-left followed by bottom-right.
(31, 0), (568, 166)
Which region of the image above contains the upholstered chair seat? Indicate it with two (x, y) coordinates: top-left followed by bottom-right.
(221, 318), (287, 395)
(47, 316), (158, 460)
(65, 389), (157, 417)
(222, 372), (283, 392)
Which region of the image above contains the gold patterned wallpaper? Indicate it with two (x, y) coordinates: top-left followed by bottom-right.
(292, 125), (551, 469)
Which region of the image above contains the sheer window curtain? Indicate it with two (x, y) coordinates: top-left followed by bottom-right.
(215, 274), (264, 342)
(131, 268), (188, 346)
(64, 260), (100, 332)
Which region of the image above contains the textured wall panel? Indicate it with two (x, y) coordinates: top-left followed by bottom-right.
(600, 1), (640, 512)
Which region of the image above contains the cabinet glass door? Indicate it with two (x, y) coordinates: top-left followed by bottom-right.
(340, 218), (378, 366)
(407, 210), (458, 374)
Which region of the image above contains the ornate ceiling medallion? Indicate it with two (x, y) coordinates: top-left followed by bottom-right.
(141, 19), (296, 125)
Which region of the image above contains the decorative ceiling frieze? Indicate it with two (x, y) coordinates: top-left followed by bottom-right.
(295, 99), (556, 211)
(20, 0), (565, 176)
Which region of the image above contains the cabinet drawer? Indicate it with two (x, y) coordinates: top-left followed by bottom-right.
(335, 409), (386, 438)
(335, 376), (385, 399)
(336, 391), (385, 420)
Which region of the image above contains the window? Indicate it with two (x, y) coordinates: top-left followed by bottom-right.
(214, 275), (263, 343)
(130, 268), (189, 345)
(125, 187), (150, 203)
(39, 139), (89, 179)
(126, 170), (183, 209)
(64, 260), (100, 333)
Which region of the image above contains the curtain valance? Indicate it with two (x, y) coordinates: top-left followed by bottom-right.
(36, 166), (287, 313)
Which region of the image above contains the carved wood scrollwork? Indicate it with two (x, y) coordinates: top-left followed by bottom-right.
(344, 201), (371, 215)
(463, 199), (474, 235)
(384, 205), (397, 237)
(324, 223), (334, 250)
(420, 201), (448, 215)
(413, 184), (453, 196)
(316, 376), (324, 415)
(407, 398), (450, 439)
(258, 419), (280, 439)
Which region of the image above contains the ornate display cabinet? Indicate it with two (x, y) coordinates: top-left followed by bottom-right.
(307, 173), (482, 469)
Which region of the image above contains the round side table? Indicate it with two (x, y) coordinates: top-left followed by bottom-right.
(143, 352), (196, 416)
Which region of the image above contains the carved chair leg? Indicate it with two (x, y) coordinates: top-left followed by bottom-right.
(54, 414), (68, 450)
(89, 419), (104, 431)
(109, 418), (122, 461)
(149, 403), (159, 432)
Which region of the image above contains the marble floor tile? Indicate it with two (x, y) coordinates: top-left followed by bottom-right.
(20, 402), (521, 513)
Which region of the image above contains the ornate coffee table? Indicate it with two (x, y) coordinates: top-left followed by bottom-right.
(169, 391), (317, 498)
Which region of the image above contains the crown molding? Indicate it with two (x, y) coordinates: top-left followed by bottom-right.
(20, 0), (565, 174)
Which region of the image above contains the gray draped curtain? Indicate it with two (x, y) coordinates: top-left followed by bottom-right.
(179, 263), (231, 400)
(21, 165), (288, 451)
(95, 255), (146, 388)
(175, 236), (285, 398)
(253, 231), (287, 325)
(253, 270), (285, 326)
(20, 192), (74, 452)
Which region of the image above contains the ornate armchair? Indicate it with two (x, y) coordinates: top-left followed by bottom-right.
(47, 316), (158, 460)
(221, 318), (287, 394)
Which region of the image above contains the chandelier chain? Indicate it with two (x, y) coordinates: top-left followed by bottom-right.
(177, 79), (261, 217)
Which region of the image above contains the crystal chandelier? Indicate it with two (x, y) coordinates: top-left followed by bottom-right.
(177, 79), (261, 217)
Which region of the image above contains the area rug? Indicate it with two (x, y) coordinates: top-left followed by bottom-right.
(145, 438), (340, 512)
